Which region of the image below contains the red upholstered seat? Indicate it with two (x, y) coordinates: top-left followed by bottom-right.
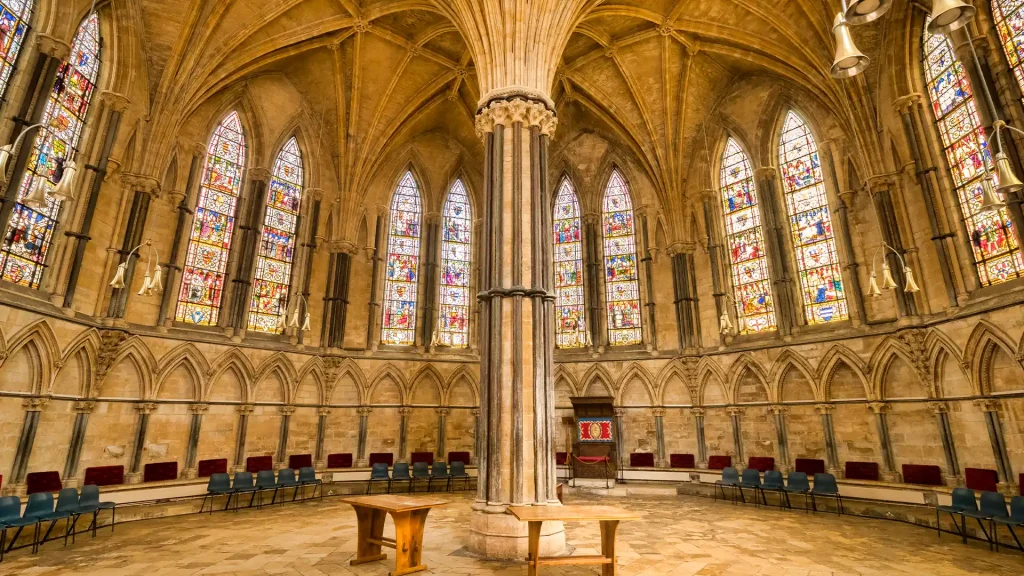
(795, 458), (826, 476)
(288, 454), (313, 469)
(246, 456), (273, 473)
(630, 453), (655, 467)
(575, 456), (609, 464)
(84, 465), (124, 487)
(707, 455), (732, 470)
(447, 451), (471, 465)
(197, 458), (228, 478)
(747, 457), (775, 472)
(368, 453), (394, 467)
(410, 452), (434, 466)
(327, 453), (353, 468)
(965, 468), (998, 493)
(670, 454), (695, 468)
(26, 471), (62, 494)
(902, 464), (942, 486)
(143, 461), (178, 483)
(555, 452), (568, 465)
(844, 461), (879, 481)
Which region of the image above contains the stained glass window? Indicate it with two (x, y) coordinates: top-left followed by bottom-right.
(553, 178), (587, 348)
(175, 111), (246, 325)
(0, 13), (99, 288)
(436, 179), (471, 347)
(720, 138), (776, 333)
(778, 111), (848, 324)
(924, 23), (1024, 285)
(248, 137), (302, 333)
(381, 172), (422, 346)
(0, 0), (32, 101)
(602, 170), (642, 346)
(994, 1), (1024, 103)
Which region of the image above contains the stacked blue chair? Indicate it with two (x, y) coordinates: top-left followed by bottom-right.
(390, 463), (412, 493)
(36, 489), (79, 547)
(254, 470), (279, 508)
(297, 467), (322, 500)
(810, 473), (843, 515)
(961, 491), (1008, 549)
(935, 487), (977, 540)
(449, 461), (470, 492)
(715, 467), (741, 503)
(4, 493), (52, 555)
(783, 472), (810, 510)
(761, 470), (786, 508)
(74, 485), (116, 537)
(411, 462), (430, 493)
(231, 472), (259, 510)
(275, 468), (299, 503)
(428, 462), (450, 492)
(201, 473), (233, 514)
(993, 495), (1024, 552)
(367, 463), (390, 494)
(738, 469), (766, 506)
(0, 495), (28, 561)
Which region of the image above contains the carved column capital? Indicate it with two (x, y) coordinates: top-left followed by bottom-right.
(99, 91), (132, 112)
(317, 407), (331, 416)
(357, 407), (373, 416)
(867, 402), (890, 414)
(135, 402), (157, 415)
(726, 407), (744, 417)
(689, 407), (705, 417)
(74, 400), (97, 414)
(928, 401), (949, 414)
(237, 404), (255, 415)
(398, 407), (413, 416)
(36, 33), (70, 60)
(973, 398), (1000, 413)
(652, 408), (666, 417)
(613, 407), (626, 417)
(279, 405), (297, 416)
(475, 98), (558, 140)
(306, 188), (326, 202)
(248, 167), (272, 183)
(436, 407), (451, 416)
(893, 93), (923, 115)
(23, 397), (49, 411)
(754, 166), (778, 181)
(472, 408), (481, 417)
(325, 239), (359, 255)
(814, 403), (834, 415)
(767, 405), (787, 415)
(189, 403), (210, 415)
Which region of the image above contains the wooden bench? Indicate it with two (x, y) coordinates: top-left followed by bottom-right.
(508, 504), (641, 576)
(339, 494), (447, 576)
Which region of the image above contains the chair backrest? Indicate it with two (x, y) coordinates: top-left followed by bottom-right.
(24, 492), (54, 518)
(1010, 495), (1024, 520)
(54, 487), (80, 513)
(370, 463), (390, 479)
(721, 467), (739, 484)
(392, 462), (411, 479)
(208, 473), (231, 492)
(786, 471), (810, 491)
(278, 468), (297, 484)
(431, 462), (448, 477)
(255, 470), (277, 488)
(298, 467), (316, 482)
(412, 461), (430, 478)
(0, 496), (22, 522)
(450, 461), (466, 476)
(79, 484), (100, 507)
(763, 470), (784, 489)
(233, 471), (255, 489)
(978, 491), (1009, 518)
(813, 473), (839, 494)
(949, 487), (978, 512)
(741, 468), (761, 486)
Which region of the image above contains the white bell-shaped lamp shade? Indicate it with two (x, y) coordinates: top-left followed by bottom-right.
(882, 262), (898, 290)
(719, 310), (734, 334)
(288, 309), (301, 329)
(979, 176), (1007, 215)
(150, 266), (164, 292)
(845, 0), (893, 25)
(869, 273), (883, 296)
(0, 144), (14, 185)
(109, 263), (127, 289)
(831, 13), (870, 79)
(927, 0), (976, 34)
(301, 313), (311, 332)
(904, 267), (921, 293)
(22, 176), (49, 210)
(50, 160), (77, 201)
(138, 273), (152, 296)
(995, 153), (1024, 195)
(276, 312), (287, 331)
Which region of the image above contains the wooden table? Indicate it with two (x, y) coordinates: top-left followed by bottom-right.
(340, 495), (447, 576)
(508, 505), (641, 576)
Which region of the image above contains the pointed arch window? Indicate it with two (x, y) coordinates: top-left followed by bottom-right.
(994, 0), (1024, 100)
(248, 136), (303, 333)
(0, 13), (99, 288)
(720, 137), (776, 333)
(175, 111), (246, 325)
(553, 178), (586, 348)
(778, 111), (848, 324)
(436, 179), (471, 348)
(381, 171), (422, 346)
(602, 170), (642, 346)
(0, 0), (33, 101)
(924, 24), (1024, 285)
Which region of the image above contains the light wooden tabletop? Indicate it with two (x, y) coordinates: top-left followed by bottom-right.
(340, 495), (449, 512)
(507, 505), (642, 522)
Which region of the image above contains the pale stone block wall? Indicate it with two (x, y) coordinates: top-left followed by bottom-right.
(286, 407), (319, 458)
(832, 404), (881, 466)
(662, 408), (696, 457)
(786, 405), (826, 462)
(0, 397), (26, 474)
(246, 406), (282, 460)
(323, 408), (360, 457)
(888, 403), (943, 471)
(739, 408), (778, 462)
(446, 408), (476, 455)
(407, 408), (439, 455)
(145, 405), (191, 470)
(78, 401), (137, 474)
(366, 407), (401, 457)
(28, 401), (76, 473)
(197, 405), (239, 463)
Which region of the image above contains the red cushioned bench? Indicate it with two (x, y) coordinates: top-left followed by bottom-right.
(143, 461), (178, 483)
(410, 452), (434, 466)
(368, 453), (394, 467)
(708, 455), (732, 470)
(198, 458), (228, 478)
(327, 453), (353, 468)
(670, 454), (695, 468)
(246, 456), (273, 473)
(289, 454), (313, 469)
(84, 465), (124, 487)
(556, 452), (568, 465)
(902, 464), (942, 486)
(447, 451), (471, 465)
(630, 453), (655, 467)
(747, 457), (775, 472)
(795, 458), (826, 476)
(26, 471), (62, 494)
(845, 461), (879, 481)
(965, 468), (998, 493)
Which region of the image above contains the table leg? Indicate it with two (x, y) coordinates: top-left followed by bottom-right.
(350, 506), (388, 566)
(527, 521), (542, 576)
(390, 509), (430, 576)
(600, 520), (620, 576)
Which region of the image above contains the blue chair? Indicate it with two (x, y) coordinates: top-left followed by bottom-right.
(74, 485), (116, 537)
(411, 462), (431, 493)
(275, 469), (299, 503)
(993, 495), (1024, 552)
(201, 473), (233, 514)
(761, 470), (785, 508)
(714, 467), (741, 503)
(783, 472), (810, 511)
(35, 488), (78, 547)
(428, 462), (450, 492)
(810, 473), (843, 515)
(231, 472), (259, 510)
(738, 469), (766, 506)
(5, 493), (51, 555)
(961, 491), (1008, 549)
(935, 487), (977, 540)
(390, 463), (412, 493)
(449, 461), (470, 492)
(297, 467), (322, 501)
(0, 496), (24, 561)
(254, 470), (278, 508)
(367, 463), (390, 494)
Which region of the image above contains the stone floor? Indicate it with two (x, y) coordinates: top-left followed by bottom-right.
(3, 492), (1023, 575)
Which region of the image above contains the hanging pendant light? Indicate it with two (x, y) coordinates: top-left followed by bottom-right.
(22, 176), (49, 210)
(301, 313), (311, 332)
(50, 159), (77, 201)
(0, 145), (14, 184)
(904, 267), (921, 293)
(276, 311), (288, 332)
(719, 310), (734, 335)
(869, 273), (883, 296)
(138, 273), (153, 296)
(882, 262), (898, 290)
(150, 265), (164, 292)
(109, 263), (127, 289)
(845, 0), (893, 25)
(831, 13), (870, 79)
(927, 0), (976, 34)
(288, 308), (301, 329)
(978, 176), (1006, 214)
(995, 152), (1024, 194)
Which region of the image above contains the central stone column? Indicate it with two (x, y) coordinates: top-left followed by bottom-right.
(470, 98), (565, 559)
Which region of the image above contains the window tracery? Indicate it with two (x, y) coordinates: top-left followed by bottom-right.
(602, 170), (642, 346)
(436, 179), (471, 348)
(381, 171), (422, 346)
(553, 178), (587, 348)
